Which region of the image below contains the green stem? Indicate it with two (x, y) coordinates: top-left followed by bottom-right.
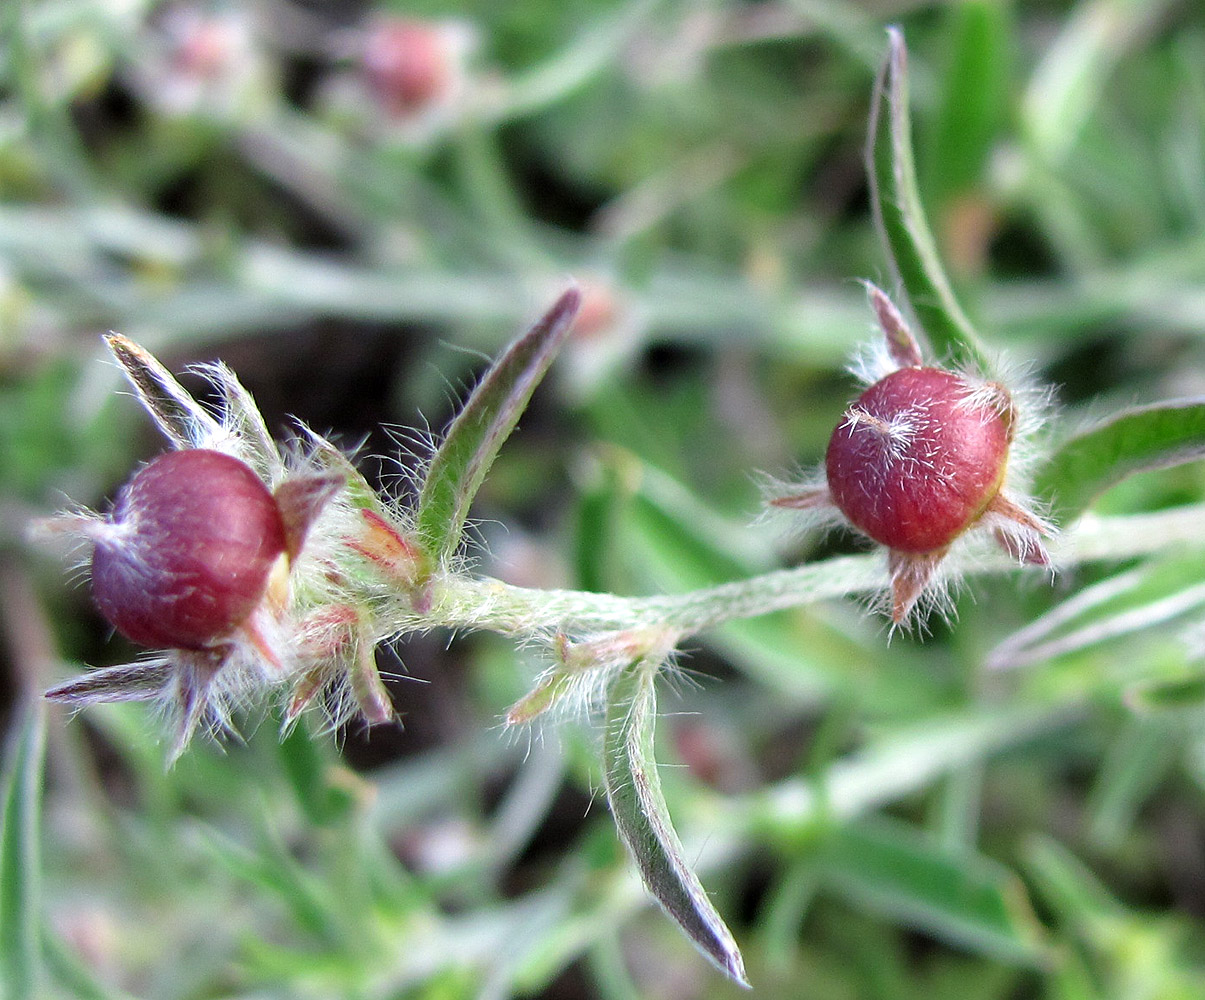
(416, 504), (1205, 639)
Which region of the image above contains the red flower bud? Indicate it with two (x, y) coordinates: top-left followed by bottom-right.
(90, 449), (287, 650)
(825, 367), (1010, 553)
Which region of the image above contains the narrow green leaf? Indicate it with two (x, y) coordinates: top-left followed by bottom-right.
(277, 723), (353, 827)
(1, 703), (47, 1000)
(1087, 718), (1177, 848)
(927, 2), (1012, 204)
(603, 657), (748, 986)
(572, 450), (635, 594)
(868, 28), (990, 372)
(1034, 397), (1205, 525)
(495, 0), (660, 123)
(202, 827), (348, 946)
(414, 288), (580, 567)
(1022, 835), (1124, 930)
(1021, 0), (1175, 167)
(820, 816), (1045, 964)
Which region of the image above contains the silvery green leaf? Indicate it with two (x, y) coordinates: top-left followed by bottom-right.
(603, 657), (748, 986)
(1, 704), (46, 1000)
(987, 551), (1205, 671)
(1034, 397), (1205, 525)
(867, 28), (990, 373)
(414, 288), (580, 570)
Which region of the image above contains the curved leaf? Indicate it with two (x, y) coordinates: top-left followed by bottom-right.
(867, 28), (990, 372)
(603, 657), (748, 986)
(821, 817), (1045, 964)
(1034, 397), (1205, 524)
(927, 2), (1013, 204)
(414, 288), (580, 568)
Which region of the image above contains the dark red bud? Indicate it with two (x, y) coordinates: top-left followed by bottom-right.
(825, 367), (1010, 553)
(91, 449), (287, 650)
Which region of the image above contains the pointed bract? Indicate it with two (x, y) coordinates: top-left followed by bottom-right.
(105, 333), (223, 449)
(274, 472), (345, 562)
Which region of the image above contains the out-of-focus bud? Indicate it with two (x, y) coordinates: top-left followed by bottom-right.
(363, 19), (450, 117)
(127, 7), (272, 119)
(359, 17), (472, 123)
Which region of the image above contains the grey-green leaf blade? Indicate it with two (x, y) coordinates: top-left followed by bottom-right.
(603, 657), (748, 986)
(1034, 397), (1205, 525)
(868, 27), (990, 372)
(821, 817), (1046, 964)
(415, 288), (580, 567)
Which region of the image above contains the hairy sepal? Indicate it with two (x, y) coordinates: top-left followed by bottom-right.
(105, 334), (224, 449)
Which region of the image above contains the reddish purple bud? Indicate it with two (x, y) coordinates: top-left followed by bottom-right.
(91, 449), (287, 650)
(825, 367), (1010, 553)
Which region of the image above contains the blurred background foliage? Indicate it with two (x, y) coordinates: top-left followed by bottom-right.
(4, 0), (1205, 997)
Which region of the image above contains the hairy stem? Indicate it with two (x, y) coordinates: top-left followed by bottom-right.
(411, 504), (1205, 639)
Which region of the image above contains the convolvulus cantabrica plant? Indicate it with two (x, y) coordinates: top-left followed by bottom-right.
(33, 30), (1205, 988)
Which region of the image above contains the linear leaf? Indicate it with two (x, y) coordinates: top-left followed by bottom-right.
(1034, 397), (1205, 525)
(414, 288), (580, 567)
(201, 827), (349, 946)
(1, 704), (47, 1000)
(868, 28), (990, 372)
(1127, 673), (1205, 713)
(603, 657), (748, 986)
(820, 816), (1045, 964)
(1087, 719), (1178, 848)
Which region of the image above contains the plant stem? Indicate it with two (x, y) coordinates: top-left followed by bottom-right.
(422, 503), (1205, 639)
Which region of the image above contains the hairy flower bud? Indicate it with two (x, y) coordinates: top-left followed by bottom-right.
(769, 283), (1051, 623)
(90, 449), (287, 650)
(825, 367), (1010, 553)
